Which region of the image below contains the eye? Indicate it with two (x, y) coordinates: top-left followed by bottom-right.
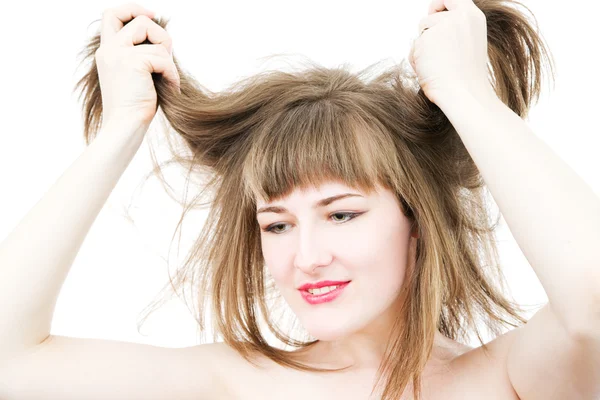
(262, 212), (362, 235)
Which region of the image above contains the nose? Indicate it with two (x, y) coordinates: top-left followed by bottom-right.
(294, 229), (333, 274)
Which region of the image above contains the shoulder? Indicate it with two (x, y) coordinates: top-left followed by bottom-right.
(174, 342), (238, 397)
(188, 341), (274, 387)
(203, 341), (299, 399)
(186, 340), (261, 375)
(451, 328), (521, 370)
(445, 329), (522, 399)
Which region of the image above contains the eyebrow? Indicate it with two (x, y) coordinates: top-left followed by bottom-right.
(256, 193), (363, 215)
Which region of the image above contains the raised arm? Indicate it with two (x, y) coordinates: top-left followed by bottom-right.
(0, 1), (179, 362)
(0, 5), (228, 399)
(0, 121), (147, 361)
(412, 0), (600, 398)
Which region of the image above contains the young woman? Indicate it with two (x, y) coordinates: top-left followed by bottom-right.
(1, 0), (599, 399)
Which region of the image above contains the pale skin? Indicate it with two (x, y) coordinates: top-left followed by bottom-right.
(256, 182), (418, 371)
(0, 0), (599, 399)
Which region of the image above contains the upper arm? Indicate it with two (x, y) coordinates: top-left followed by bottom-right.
(0, 334), (226, 400)
(506, 302), (600, 400)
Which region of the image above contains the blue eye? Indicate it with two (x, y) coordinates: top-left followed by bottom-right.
(262, 212), (362, 234)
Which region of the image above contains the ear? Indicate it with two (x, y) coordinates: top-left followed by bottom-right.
(411, 225), (420, 239)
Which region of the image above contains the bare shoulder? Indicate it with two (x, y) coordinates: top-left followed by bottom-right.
(196, 341), (282, 398)
(452, 328), (521, 368)
(444, 328), (523, 399)
(196, 333), (524, 400)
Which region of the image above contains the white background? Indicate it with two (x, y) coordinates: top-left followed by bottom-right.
(0, 0), (598, 349)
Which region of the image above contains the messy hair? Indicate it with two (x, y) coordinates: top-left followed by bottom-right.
(73, 0), (554, 398)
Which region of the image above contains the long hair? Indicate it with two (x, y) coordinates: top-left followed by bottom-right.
(73, 0), (555, 398)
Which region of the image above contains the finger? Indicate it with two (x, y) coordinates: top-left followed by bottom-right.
(101, 3), (155, 46)
(116, 15), (173, 54)
(418, 11), (449, 35)
(133, 45), (181, 90)
(428, 0), (447, 14)
(428, 0), (468, 14)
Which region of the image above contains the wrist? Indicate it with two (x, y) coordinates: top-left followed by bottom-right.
(435, 84), (498, 102)
(100, 117), (149, 139)
(432, 84), (500, 110)
(96, 119), (148, 156)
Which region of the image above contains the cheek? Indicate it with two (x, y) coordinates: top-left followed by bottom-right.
(352, 225), (410, 290)
(349, 246), (409, 319)
(261, 243), (292, 283)
(265, 262), (288, 283)
(356, 258), (407, 296)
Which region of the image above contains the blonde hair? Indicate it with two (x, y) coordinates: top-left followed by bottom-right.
(74, 0), (555, 398)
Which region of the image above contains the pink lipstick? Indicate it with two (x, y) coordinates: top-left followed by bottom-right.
(299, 281), (351, 305)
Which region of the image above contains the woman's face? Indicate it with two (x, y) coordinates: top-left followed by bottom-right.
(256, 181), (418, 341)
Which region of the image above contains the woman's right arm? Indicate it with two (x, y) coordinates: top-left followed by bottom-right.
(0, 120), (228, 399)
(0, 120), (147, 361)
(0, 0), (181, 363)
(0, 2), (227, 394)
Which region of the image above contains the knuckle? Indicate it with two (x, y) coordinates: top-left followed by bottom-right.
(136, 14), (151, 23)
(123, 14), (147, 31)
(163, 38), (173, 51)
(157, 44), (170, 56)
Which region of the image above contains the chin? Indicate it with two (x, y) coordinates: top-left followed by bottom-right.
(300, 315), (359, 341)
(307, 326), (349, 342)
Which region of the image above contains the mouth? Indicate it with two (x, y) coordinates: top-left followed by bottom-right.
(299, 281), (351, 305)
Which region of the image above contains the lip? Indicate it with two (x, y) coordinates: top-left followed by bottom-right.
(298, 280), (351, 291)
(299, 281), (351, 305)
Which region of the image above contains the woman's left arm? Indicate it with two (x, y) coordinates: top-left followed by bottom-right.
(438, 89), (600, 336)
(413, 0), (600, 396)
(438, 87), (600, 398)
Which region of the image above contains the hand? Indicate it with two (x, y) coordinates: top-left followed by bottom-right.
(408, 0), (496, 105)
(95, 2), (181, 132)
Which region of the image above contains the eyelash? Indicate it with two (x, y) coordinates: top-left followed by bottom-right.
(262, 212), (362, 235)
